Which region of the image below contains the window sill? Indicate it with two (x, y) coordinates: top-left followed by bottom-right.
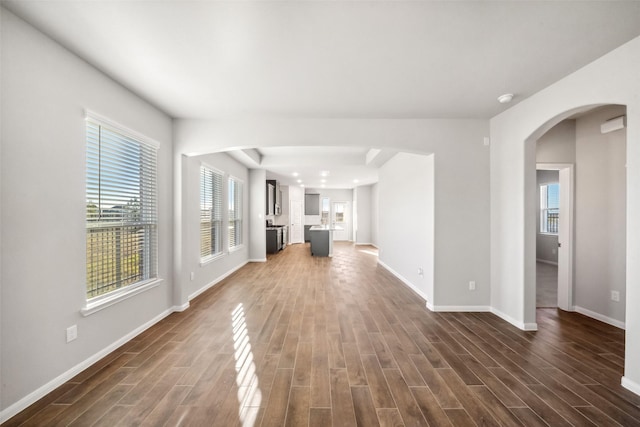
(200, 252), (225, 267)
(81, 278), (163, 317)
(229, 244), (244, 254)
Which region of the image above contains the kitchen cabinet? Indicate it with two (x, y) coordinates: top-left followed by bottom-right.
(304, 225), (313, 242)
(305, 193), (320, 215)
(266, 226), (287, 254)
(266, 180), (281, 216)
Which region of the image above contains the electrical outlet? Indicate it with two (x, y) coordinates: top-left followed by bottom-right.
(611, 291), (620, 302)
(66, 325), (78, 343)
(190, 272), (195, 281)
(417, 267), (424, 277)
(469, 281), (476, 291)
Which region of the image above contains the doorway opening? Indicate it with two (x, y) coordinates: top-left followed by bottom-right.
(535, 164), (574, 310)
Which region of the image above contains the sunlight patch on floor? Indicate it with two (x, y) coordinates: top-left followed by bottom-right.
(232, 303), (261, 426)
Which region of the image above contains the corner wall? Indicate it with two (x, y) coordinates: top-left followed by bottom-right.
(1, 10), (174, 416)
(378, 153), (434, 303)
(490, 34), (640, 390)
(183, 153), (250, 300)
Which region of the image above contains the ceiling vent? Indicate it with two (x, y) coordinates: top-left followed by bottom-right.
(601, 115), (626, 134)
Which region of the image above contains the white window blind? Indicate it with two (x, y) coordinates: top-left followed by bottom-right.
(229, 177), (243, 249)
(201, 165), (224, 260)
(86, 117), (158, 300)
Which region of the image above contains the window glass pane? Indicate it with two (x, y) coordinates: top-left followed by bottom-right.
(229, 178), (243, 249)
(201, 166), (223, 259)
(86, 120), (157, 299)
(540, 183), (559, 235)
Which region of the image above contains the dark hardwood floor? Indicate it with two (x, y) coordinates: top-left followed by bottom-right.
(4, 242), (637, 426)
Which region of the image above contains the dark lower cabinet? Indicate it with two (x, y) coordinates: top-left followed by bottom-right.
(304, 225), (313, 242)
(266, 229), (280, 254)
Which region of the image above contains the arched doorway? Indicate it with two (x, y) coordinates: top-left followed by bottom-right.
(524, 104), (627, 329)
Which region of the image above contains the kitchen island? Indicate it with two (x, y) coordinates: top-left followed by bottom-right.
(309, 225), (342, 257)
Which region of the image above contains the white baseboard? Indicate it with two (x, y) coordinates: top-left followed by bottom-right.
(188, 261), (249, 301)
(429, 305), (491, 312)
(355, 242), (375, 246)
(173, 302), (190, 312)
(490, 307), (538, 331)
(622, 377), (640, 396)
(536, 258), (558, 266)
(0, 306), (176, 423)
(249, 258), (267, 263)
(377, 259), (429, 302)
(574, 305), (625, 330)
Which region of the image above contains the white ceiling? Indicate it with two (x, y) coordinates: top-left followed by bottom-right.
(226, 146), (389, 188)
(5, 0), (640, 187)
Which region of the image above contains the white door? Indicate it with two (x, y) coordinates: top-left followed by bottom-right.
(556, 166), (574, 311)
(331, 201), (350, 241)
(537, 163), (574, 311)
(290, 200), (303, 244)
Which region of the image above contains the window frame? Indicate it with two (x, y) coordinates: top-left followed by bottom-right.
(228, 175), (244, 252)
(200, 163), (225, 264)
(83, 111), (161, 316)
(540, 183), (560, 235)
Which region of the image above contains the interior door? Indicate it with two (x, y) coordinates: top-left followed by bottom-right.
(290, 200), (303, 244)
(556, 166), (574, 310)
(331, 201), (350, 241)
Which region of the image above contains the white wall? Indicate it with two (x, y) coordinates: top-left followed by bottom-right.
(536, 119), (576, 164)
(249, 169), (267, 261)
(575, 105), (626, 324)
(378, 153), (434, 303)
(371, 183), (379, 247)
(1, 10), (174, 415)
(354, 185), (373, 245)
(536, 170), (560, 263)
(174, 118), (491, 309)
(183, 153), (250, 300)
(490, 34), (640, 391)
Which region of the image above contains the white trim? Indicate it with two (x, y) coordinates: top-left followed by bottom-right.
(249, 258), (267, 263)
(0, 306), (175, 423)
(377, 259), (428, 302)
(622, 377), (640, 396)
(200, 252), (226, 267)
(490, 307), (539, 331)
(173, 302), (190, 312)
(574, 305), (625, 330)
(189, 261), (249, 301)
(355, 242), (376, 246)
(429, 305), (491, 312)
(84, 109), (160, 149)
(81, 278), (163, 317)
(536, 258), (558, 266)
(229, 244), (245, 254)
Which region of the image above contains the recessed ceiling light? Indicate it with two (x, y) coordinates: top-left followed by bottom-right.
(321, 179), (326, 183)
(300, 184), (305, 187)
(297, 179), (302, 183)
(320, 170), (330, 177)
(321, 184), (326, 188)
(292, 172), (299, 177)
(353, 179), (359, 183)
(497, 93), (514, 104)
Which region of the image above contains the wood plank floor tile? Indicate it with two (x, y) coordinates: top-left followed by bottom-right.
(4, 243), (636, 427)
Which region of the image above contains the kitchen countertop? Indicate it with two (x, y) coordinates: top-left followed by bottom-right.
(309, 225), (343, 231)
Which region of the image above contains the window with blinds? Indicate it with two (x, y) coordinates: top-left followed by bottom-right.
(201, 165), (224, 260)
(540, 183), (560, 234)
(229, 177), (243, 249)
(86, 115), (158, 300)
